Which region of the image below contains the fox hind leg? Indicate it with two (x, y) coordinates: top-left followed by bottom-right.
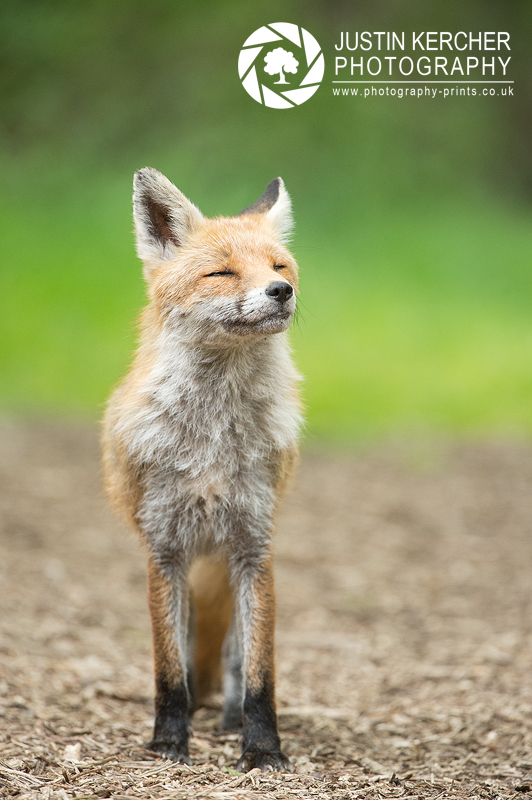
(221, 615), (244, 731)
(189, 556), (233, 706)
(189, 556), (244, 731)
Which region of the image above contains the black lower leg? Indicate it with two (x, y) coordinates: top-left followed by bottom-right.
(236, 682), (290, 772)
(147, 676), (191, 763)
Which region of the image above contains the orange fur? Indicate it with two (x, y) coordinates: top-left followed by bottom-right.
(150, 216), (299, 313)
(147, 557), (186, 688)
(245, 554), (277, 694)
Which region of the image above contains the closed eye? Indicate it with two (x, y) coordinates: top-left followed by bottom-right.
(274, 265), (286, 272)
(204, 270), (235, 277)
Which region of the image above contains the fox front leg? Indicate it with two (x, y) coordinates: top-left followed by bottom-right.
(230, 552), (291, 773)
(146, 555), (192, 763)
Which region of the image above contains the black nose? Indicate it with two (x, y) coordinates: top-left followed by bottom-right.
(265, 281), (293, 304)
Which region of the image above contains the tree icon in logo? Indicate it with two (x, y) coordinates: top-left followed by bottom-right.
(238, 22), (324, 108)
(264, 47), (299, 85)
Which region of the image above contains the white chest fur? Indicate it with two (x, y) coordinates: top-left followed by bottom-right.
(109, 328), (302, 555)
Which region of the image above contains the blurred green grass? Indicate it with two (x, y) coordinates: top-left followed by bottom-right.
(1, 0), (532, 440)
(3, 179), (532, 440)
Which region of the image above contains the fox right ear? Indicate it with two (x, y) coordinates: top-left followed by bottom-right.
(238, 177), (293, 243)
(133, 168), (204, 274)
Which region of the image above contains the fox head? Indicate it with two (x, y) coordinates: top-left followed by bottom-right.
(133, 168), (298, 344)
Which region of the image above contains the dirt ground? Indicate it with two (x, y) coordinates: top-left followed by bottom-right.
(1, 422), (532, 800)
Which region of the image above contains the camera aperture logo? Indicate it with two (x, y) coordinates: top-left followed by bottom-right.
(239, 23), (324, 108)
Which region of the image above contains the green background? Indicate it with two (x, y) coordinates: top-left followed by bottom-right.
(2, 0), (531, 442)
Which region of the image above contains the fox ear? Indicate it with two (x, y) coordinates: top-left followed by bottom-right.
(238, 177), (293, 243)
(133, 168), (204, 272)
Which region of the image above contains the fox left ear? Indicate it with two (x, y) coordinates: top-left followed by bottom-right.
(133, 168), (205, 276)
(238, 177), (293, 243)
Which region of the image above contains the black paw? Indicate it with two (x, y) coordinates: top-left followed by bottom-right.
(146, 739), (192, 764)
(236, 749), (292, 773)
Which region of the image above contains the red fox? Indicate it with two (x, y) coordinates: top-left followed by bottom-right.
(101, 168), (302, 772)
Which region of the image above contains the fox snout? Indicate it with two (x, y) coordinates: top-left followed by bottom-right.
(219, 279), (295, 338)
(265, 281), (293, 304)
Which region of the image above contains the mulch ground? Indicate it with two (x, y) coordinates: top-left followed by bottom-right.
(1, 421), (532, 800)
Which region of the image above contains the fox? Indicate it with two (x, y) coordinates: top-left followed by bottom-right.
(101, 168), (302, 772)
